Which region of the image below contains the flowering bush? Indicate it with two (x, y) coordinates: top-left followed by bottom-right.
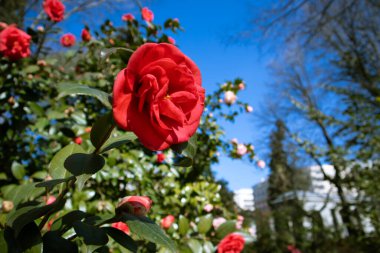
(0, 2), (256, 252)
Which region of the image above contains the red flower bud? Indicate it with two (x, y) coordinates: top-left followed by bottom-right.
(161, 215), (175, 229)
(116, 196), (152, 216)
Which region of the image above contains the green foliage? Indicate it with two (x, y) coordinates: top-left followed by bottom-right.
(0, 2), (256, 252)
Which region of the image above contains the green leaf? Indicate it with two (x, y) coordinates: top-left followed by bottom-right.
(2, 183), (44, 206)
(102, 227), (137, 252)
(49, 143), (84, 179)
(197, 214), (213, 234)
(73, 221), (109, 246)
(11, 162), (26, 180)
(215, 221), (236, 239)
(24, 65), (40, 73)
(57, 83), (111, 108)
(100, 132), (137, 153)
(122, 214), (176, 252)
(17, 222), (42, 253)
(64, 153), (105, 176)
(187, 239), (202, 253)
(50, 210), (89, 232)
(43, 231), (78, 253)
(171, 134), (198, 167)
(91, 112), (114, 150)
(35, 177), (74, 190)
(178, 215), (190, 236)
(203, 241), (214, 253)
(6, 204), (52, 237)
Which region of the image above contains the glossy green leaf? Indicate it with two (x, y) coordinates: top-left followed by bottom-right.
(2, 183), (44, 206)
(102, 227), (137, 252)
(57, 83), (111, 108)
(215, 221), (236, 239)
(197, 214), (213, 234)
(43, 231), (78, 253)
(100, 132), (137, 153)
(178, 215), (190, 236)
(35, 177), (74, 189)
(187, 239), (202, 253)
(73, 221), (109, 246)
(17, 222), (42, 253)
(6, 204), (52, 237)
(171, 134), (197, 167)
(122, 214), (176, 252)
(91, 112), (114, 150)
(24, 65), (40, 73)
(11, 162), (26, 180)
(49, 143), (84, 179)
(64, 153), (105, 176)
(203, 241), (214, 253)
(50, 210), (89, 232)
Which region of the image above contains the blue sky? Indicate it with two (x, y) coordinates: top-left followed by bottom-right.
(144, 0), (272, 190)
(66, 0), (273, 191)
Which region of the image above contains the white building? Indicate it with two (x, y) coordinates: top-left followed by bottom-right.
(234, 188), (255, 211)
(253, 179), (270, 212)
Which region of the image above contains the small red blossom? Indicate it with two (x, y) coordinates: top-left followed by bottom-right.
(0, 26), (31, 61)
(60, 33), (75, 47)
(156, 153), (165, 163)
(74, 137), (82, 145)
(218, 233), (245, 253)
(43, 0), (65, 22)
(141, 7), (154, 22)
(161, 215), (175, 229)
(81, 28), (91, 42)
(112, 222), (130, 235)
(122, 13), (135, 21)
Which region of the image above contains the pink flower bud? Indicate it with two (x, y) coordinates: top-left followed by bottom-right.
(236, 144), (247, 156)
(37, 25), (44, 32)
(231, 138), (238, 144)
(246, 105), (253, 113)
(224, 91), (237, 105)
(213, 217), (226, 230)
(116, 196), (152, 216)
(238, 82), (245, 90)
(84, 127), (92, 133)
(46, 196), (56, 205)
(112, 222), (130, 234)
(2, 200), (14, 212)
(37, 60), (47, 66)
(168, 36), (175, 45)
(204, 204), (213, 212)
(161, 215), (175, 229)
(257, 160), (266, 169)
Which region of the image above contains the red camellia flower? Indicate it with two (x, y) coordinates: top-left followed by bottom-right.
(0, 26), (31, 61)
(218, 233), (245, 253)
(122, 13), (135, 22)
(156, 153), (165, 163)
(60, 33), (76, 47)
(112, 222), (130, 235)
(113, 43), (204, 150)
(116, 196), (152, 216)
(81, 28), (91, 42)
(161, 215), (175, 229)
(43, 0), (65, 22)
(141, 7), (154, 22)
